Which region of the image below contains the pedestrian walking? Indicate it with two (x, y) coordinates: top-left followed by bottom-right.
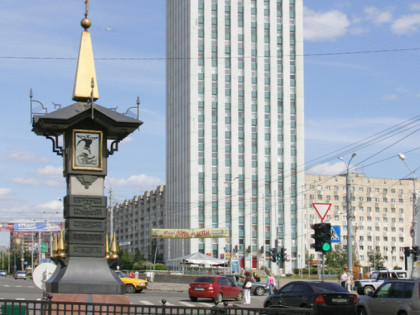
(339, 267), (349, 289)
(265, 273), (276, 295)
(243, 271), (253, 305)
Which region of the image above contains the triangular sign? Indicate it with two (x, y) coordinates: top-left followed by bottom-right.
(312, 203), (331, 221)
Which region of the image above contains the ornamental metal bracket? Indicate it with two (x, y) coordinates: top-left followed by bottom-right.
(46, 135), (64, 156)
(107, 140), (120, 156)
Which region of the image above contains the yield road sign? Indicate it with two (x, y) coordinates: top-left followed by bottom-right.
(312, 203), (331, 221)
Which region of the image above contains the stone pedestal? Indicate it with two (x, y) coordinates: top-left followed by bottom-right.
(47, 257), (124, 294)
(43, 292), (130, 315)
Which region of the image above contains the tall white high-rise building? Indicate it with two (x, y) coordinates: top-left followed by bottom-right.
(166, 0), (304, 273)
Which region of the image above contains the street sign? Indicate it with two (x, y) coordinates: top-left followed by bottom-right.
(331, 226), (341, 243)
(312, 203), (331, 221)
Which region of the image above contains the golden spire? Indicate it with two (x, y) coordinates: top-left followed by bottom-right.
(73, 0), (99, 102)
(58, 231), (66, 258)
(105, 233), (110, 259)
(110, 232), (119, 260)
(52, 234), (58, 258)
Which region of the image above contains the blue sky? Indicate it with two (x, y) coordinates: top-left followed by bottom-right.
(0, 1), (419, 246)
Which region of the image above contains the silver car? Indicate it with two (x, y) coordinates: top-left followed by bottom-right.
(14, 271), (27, 280)
(357, 279), (420, 315)
(0, 270), (6, 277)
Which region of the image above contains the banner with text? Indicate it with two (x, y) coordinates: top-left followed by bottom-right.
(151, 228), (230, 239)
(14, 222), (62, 232)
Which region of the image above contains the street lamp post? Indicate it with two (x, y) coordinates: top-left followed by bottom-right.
(398, 153), (416, 247)
(338, 153), (356, 278)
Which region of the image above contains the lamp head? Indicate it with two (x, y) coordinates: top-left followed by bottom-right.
(398, 153), (406, 161)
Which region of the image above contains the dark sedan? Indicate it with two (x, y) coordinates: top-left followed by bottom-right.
(264, 281), (357, 315)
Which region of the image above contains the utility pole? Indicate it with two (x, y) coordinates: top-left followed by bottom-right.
(338, 153), (356, 278)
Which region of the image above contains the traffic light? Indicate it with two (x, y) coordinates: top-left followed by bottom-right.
(269, 248), (277, 262)
(277, 248), (283, 262)
(311, 223), (322, 252)
(319, 223), (332, 253)
(279, 247), (287, 262)
(311, 223), (331, 253)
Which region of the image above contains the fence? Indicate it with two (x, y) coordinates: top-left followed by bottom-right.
(0, 300), (310, 315)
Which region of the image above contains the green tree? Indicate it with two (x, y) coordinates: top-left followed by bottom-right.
(118, 249), (134, 270)
(368, 249), (384, 270)
(325, 245), (348, 269)
(133, 250), (145, 263)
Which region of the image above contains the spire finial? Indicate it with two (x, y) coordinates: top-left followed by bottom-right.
(84, 0), (89, 18)
(81, 0), (91, 30)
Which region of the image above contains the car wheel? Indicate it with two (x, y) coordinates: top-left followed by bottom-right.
(397, 312), (407, 315)
(254, 286), (265, 296)
(190, 296), (197, 302)
(236, 291), (244, 301)
(125, 284), (136, 294)
(264, 302), (272, 308)
(357, 306), (367, 315)
(363, 286), (374, 295)
(214, 293), (223, 303)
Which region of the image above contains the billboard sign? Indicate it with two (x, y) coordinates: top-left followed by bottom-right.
(151, 228), (230, 239)
(0, 223), (14, 232)
(14, 222), (61, 232)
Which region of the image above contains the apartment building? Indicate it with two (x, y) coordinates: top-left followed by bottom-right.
(111, 186), (165, 261)
(166, 0), (304, 274)
(305, 173), (416, 270)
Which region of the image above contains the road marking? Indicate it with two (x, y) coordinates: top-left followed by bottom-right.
(199, 302), (211, 307)
(179, 301), (195, 307)
(138, 301), (154, 305)
(165, 302), (175, 306)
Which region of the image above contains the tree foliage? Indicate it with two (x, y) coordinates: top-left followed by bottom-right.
(368, 249), (384, 269)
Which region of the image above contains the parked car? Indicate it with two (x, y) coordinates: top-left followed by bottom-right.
(222, 274), (267, 296)
(357, 279), (420, 315)
(264, 281), (357, 315)
(354, 269), (409, 295)
(14, 271), (27, 280)
(188, 275), (244, 303)
(0, 270), (6, 277)
(115, 271), (148, 293)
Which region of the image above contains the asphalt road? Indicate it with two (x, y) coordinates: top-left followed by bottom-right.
(0, 276), (267, 308)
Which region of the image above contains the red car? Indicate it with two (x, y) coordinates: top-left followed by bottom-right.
(188, 276), (244, 303)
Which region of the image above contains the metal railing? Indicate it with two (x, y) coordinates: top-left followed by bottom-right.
(0, 299), (310, 315)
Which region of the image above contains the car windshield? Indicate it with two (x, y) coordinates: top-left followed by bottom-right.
(310, 282), (348, 293)
(193, 277), (216, 283)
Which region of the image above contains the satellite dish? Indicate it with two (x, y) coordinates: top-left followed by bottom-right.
(32, 263), (57, 290)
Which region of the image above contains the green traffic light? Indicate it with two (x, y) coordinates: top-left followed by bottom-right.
(322, 243), (331, 252)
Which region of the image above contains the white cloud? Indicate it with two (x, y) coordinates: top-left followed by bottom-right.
(304, 7), (350, 41)
(12, 178), (39, 186)
(37, 199), (63, 213)
(306, 161), (358, 176)
(410, 4), (420, 11)
(112, 174), (164, 190)
(391, 14), (420, 35)
(35, 165), (62, 177)
(382, 94), (398, 101)
(0, 188), (13, 199)
(306, 162), (346, 176)
(9, 151), (49, 163)
(364, 7), (392, 25)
